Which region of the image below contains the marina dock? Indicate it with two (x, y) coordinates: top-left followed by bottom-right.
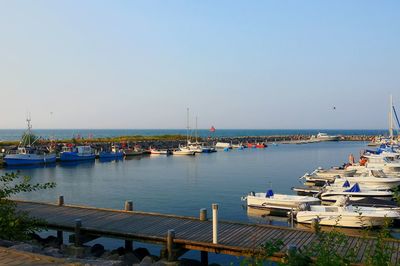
(14, 199), (400, 264)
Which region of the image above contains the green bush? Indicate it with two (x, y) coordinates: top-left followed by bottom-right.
(0, 172), (55, 240)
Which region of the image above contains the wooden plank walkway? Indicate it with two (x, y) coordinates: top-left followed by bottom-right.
(15, 200), (400, 264)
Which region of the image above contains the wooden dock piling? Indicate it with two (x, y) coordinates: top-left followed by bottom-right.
(167, 229), (175, 261)
(74, 219), (82, 247)
(199, 208), (207, 221)
(124, 200), (134, 251)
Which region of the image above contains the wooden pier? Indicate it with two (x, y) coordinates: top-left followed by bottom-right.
(14, 199), (400, 264)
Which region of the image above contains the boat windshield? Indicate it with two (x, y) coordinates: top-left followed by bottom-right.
(371, 170), (386, 178)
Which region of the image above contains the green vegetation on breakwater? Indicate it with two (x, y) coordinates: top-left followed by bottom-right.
(0, 134), (190, 146)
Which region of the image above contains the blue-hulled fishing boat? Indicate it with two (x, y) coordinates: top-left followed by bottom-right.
(4, 117), (56, 166)
(99, 145), (124, 159)
(60, 145), (96, 161)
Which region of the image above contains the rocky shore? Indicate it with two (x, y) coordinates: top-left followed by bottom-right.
(0, 234), (218, 266)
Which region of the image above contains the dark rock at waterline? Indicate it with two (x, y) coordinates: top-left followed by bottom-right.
(43, 246), (63, 258)
(0, 239), (18, 247)
(111, 246), (126, 256)
(133, 247), (150, 261)
(9, 243), (42, 253)
(30, 233), (60, 248)
(179, 258), (202, 266)
(91, 243), (105, 257)
(123, 252), (141, 264)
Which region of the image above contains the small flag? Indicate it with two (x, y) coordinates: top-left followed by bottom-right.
(210, 126), (216, 132)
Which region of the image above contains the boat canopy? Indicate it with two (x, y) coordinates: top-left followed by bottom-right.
(342, 180), (350, 188)
(345, 183), (361, 193)
(266, 189), (274, 198)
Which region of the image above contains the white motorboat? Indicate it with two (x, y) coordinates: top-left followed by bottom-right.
(333, 170), (400, 190)
(296, 198), (400, 228)
(172, 146), (195, 155)
(242, 189), (320, 210)
(320, 183), (393, 202)
(215, 142), (232, 149)
(362, 154), (400, 173)
(150, 148), (171, 155)
(310, 133), (340, 142)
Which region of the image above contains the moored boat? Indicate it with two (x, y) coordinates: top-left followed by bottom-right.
(320, 183), (394, 202)
(242, 189), (320, 210)
(60, 145), (96, 161)
(4, 117), (56, 166)
(296, 198), (400, 228)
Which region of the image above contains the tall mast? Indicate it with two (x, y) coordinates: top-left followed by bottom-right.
(195, 116), (198, 143)
(186, 108), (189, 145)
(389, 95), (394, 140)
(26, 113), (32, 147)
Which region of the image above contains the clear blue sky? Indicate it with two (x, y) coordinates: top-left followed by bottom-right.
(0, 1), (399, 129)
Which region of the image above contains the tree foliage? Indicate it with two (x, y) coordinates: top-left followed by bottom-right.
(0, 172), (55, 240)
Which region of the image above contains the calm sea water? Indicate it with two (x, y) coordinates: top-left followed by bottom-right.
(0, 129), (388, 141)
(0, 141), (374, 264)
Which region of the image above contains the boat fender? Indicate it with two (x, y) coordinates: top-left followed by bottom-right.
(266, 189), (274, 198)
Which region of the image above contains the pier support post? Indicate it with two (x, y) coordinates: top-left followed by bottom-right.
(124, 201), (133, 251)
(290, 208), (294, 228)
(201, 251), (208, 266)
(167, 229), (175, 262)
(58, 195), (64, 206)
(124, 200), (133, 211)
(74, 219), (82, 247)
(199, 208), (207, 221)
(311, 218), (320, 233)
(212, 203), (218, 244)
(57, 230), (63, 245)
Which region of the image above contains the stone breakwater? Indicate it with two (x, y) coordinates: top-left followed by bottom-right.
(0, 135), (373, 152)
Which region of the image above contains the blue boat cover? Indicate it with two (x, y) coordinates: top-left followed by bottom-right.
(342, 180), (350, 188)
(266, 189), (274, 197)
(345, 183), (360, 192)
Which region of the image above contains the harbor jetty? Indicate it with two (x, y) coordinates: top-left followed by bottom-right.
(13, 198), (400, 265)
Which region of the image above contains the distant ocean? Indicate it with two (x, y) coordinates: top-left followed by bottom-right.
(0, 129), (389, 141)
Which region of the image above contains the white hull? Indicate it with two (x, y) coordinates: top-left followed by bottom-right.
(321, 193), (393, 202)
(334, 177), (400, 190)
(296, 205), (399, 228)
(215, 142), (232, 149)
(296, 213), (394, 227)
(246, 193), (320, 209)
(172, 150), (195, 155)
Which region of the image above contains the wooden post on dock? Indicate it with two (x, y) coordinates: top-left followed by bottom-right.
(58, 195), (64, 206)
(199, 208), (209, 265)
(212, 203), (218, 244)
(74, 219), (82, 247)
(167, 229), (175, 262)
(199, 208), (207, 221)
(124, 201), (133, 251)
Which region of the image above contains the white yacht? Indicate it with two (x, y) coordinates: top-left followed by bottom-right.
(310, 133), (340, 142)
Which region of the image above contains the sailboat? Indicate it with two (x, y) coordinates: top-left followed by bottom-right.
(172, 108), (195, 155)
(4, 117), (56, 166)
